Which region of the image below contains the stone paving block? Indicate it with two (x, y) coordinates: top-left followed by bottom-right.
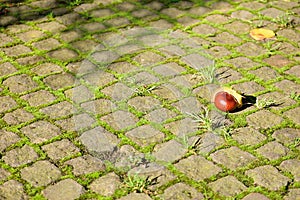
(82, 22), (106, 33)
(32, 38), (61, 51)
(37, 21), (66, 34)
(165, 117), (198, 137)
(21, 90), (57, 107)
(81, 99), (115, 115)
(236, 42), (266, 57)
(106, 17), (130, 27)
(79, 126), (120, 161)
(0, 180), (28, 200)
(250, 67), (280, 82)
(17, 55), (45, 66)
(256, 141), (289, 160)
(65, 155), (105, 176)
(102, 83), (134, 101)
(277, 29), (300, 43)
(42, 139), (80, 162)
(208, 176), (247, 197)
(161, 183), (204, 200)
(82, 70), (116, 87)
(90, 8), (113, 18)
(212, 32), (242, 45)
(260, 7), (285, 19)
(274, 80), (300, 95)
(284, 107), (300, 125)
(272, 128), (300, 146)
(153, 139), (187, 163)
(233, 81), (265, 95)
(279, 159), (300, 182)
(153, 83), (184, 101)
(246, 110), (283, 129)
(0, 168), (10, 181)
(225, 57), (260, 70)
(126, 125), (164, 147)
(71, 39), (98, 53)
(257, 92), (296, 111)
(56, 12), (83, 25)
(284, 188), (300, 200)
(0, 62), (17, 76)
(42, 179), (84, 200)
(131, 71), (160, 85)
(175, 155), (222, 181)
(3, 74), (38, 94)
(60, 30), (83, 42)
(20, 160), (61, 187)
(153, 62), (186, 77)
(0, 130), (20, 152)
(48, 48), (78, 62)
(55, 113), (96, 132)
(3, 144), (39, 167)
(216, 67), (243, 84)
(0, 96), (17, 113)
(128, 96), (161, 113)
(0, 33), (13, 47)
(232, 127), (267, 146)
(231, 10), (255, 21)
(245, 165), (290, 191)
(89, 172), (120, 196)
(211, 146), (256, 170)
(145, 107), (177, 123)
(31, 62), (63, 76)
(101, 110), (138, 130)
(65, 85), (94, 103)
(133, 51), (165, 67)
(181, 53), (213, 71)
(16, 30), (46, 42)
(172, 96), (203, 114)
(242, 193), (270, 200)
(207, 46), (231, 59)
(285, 65), (300, 78)
(264, 55), (292, 69)
(40, 101), (75, 119)
(2, 44), (32, 57)
(21, 120), (61, 144)
(117, 193), (152, 200)
(3, 108), (34, 125)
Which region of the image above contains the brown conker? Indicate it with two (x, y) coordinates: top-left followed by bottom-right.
(214, 91), (238, 112)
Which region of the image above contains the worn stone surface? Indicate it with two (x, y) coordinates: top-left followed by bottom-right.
(208, 176), (247, 197)
(3, 145), (39, 167)
(246, 110), (283, 129)
(89, 173), (121, 196)
(42, 179), (84, 200)
(232, 127), (267, 146)
(211, 146), (256, 170)
(20, 161), (61, 187)
(161, 183), (204, 200)
(256, 141), (289, 160)
(246, 165), (290, 191)
(175, 155), (222, 181)
(3, 74), (38, 94)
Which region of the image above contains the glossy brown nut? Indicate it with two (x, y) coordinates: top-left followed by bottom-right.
(214, 91), (238, 112)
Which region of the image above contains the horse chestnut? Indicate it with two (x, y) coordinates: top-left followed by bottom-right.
(213, 87), (243, 112)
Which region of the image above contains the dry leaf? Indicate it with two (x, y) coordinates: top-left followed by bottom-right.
(250, 28), (275, 40)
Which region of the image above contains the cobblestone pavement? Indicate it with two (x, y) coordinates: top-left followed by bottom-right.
(0, 0), (300, 199)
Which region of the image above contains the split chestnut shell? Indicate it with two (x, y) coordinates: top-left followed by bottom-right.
(213, 87), (243, 112)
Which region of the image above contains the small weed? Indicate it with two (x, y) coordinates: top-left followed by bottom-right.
(198, 64), (217, 84)
(289, 138), (300, 148)
(69, 0), (82, 6)
(255, 98), (277, 109)
(216, 127), (232, 141)
(134, 84), (158, 96)
(290, 92), (300, 101)
(264, 41), (281, 55)
(123, 174), (154, 193)
(186, 107), (212, 131)
(272, 12), (294, 28)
